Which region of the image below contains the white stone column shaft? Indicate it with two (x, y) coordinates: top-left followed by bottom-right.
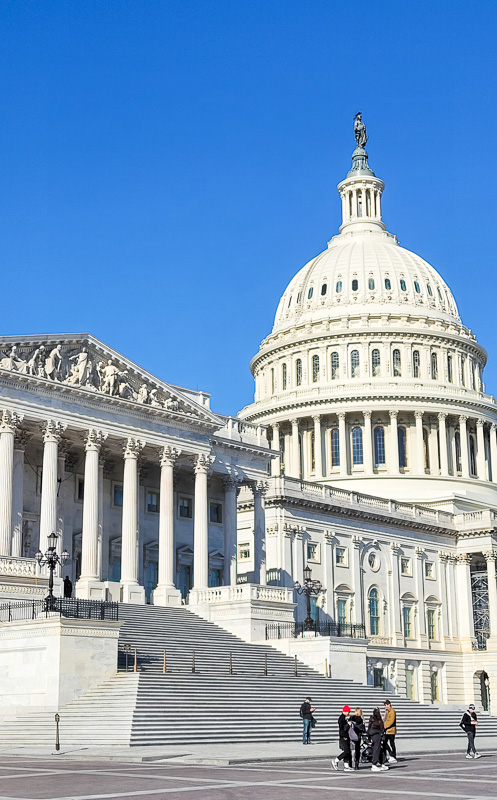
(414, 411), (425, 474)
(193, 453), (211, 590)
(290, 418), (300, 479)
(438, 413), (449, 477)
(223, 477), (239, 586)
(80, 431), (106, 581)
(476, 420), (486, 480)
(253, 481), (267, 585)
(389, 411), (399, 474)
(0, 412), (19, 556)
(455, 554), (475, 646)
(271, 423), (281, 476)
(490, 425), (497, 483)
(363, 411), (373, 473)
(459, 416), (470, 479)
(11, 432), (27, 557)
(157, 448), (179, 589)
(121, 438), (141, 585)
(39, 421), (65, 554)
(338, 412), (347, 476)
(313, 415), (323, 478)
(485, 552), (497, 640)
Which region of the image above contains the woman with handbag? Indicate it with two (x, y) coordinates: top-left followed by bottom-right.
(368, 707), (388, 772)
(348, 708), (366, 769)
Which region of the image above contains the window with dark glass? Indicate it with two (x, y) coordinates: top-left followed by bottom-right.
(209, 502), (223, 524)
(352, 279), (359, 291)
(352, 427), (363, 465)
(331, 351), (339, 379)
(113, 483), (123, 507)
(469, 435), (477, 476)
(336, 280), (343, 293)
(369, 588), (380, 635)
(147, 490), (159, 513)
(308, 287), (313, 299)
(179, 496), (193, 518)
(400, 279), (407, 291)
(321, 283), (327, 295)
(398, 426), (407, 468)
(393, 349), (402, 377)
(423, 428), (430, 469)
(337, 598), (347, 625)
(413, 350), (420, 378)
(282, 363), (287, 390)
(271, 368), (275, 394)
(403, 606), (412, 638)
(431, 352), (438, 380)
(288, 295), (292, 307)
(374, 426), (385, 466)
(428, 608), (436, 641)
(296, 359), (302, 386)
(372, 348), (381, 377)
(460, 355), (466, 386)
(368, 278), (375, 290)
(427, 284), (433, 296)
(447, 354), (453, 383)
(331, 428), (340, 467)
(384, 278), (391, 290)
(455, 431), (461, 472)
(312, 354), (320, 383)
(351, 349), (360, 378)
(414, 281), (421, 293)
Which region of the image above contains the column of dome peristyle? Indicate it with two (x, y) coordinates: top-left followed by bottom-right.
(76, 429), (107, 600)
(153, 446), (182, 606)
(120, 437), (146, 604)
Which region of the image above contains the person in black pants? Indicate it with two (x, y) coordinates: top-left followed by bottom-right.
(368, 707), (388, 772)
(331, 705), (353, 772)
(348, 708), (366, 769)
(299, 696), (316, 744)
(461, 704), (480, 758)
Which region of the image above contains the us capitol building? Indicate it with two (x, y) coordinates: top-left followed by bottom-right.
(1, 116), (497, 713)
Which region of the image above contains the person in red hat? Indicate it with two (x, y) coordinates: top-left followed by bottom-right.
(331, 705), (353, 771)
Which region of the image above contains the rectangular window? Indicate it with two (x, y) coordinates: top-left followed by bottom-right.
(75, 475), (84, 502)
(337, 598), (347, 625)
(403, 606), (412, 638)
(178, 496), (193, 519)
(209, 502), (223, 524)
(331, 429), (340, 467)
(430, 670), (439, 701)
(307, 542), (320, 563)
(112, 482), (123, 508)
(425, 561), (435, 579)
(401, 557), (411, 576)
(336, 547), (347, 566)
(146, 490), (159, 513)
(427, 608), (436, 640)
(238, 543), (250, 561)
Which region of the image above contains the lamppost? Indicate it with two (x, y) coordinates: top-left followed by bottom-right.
(294, 564), (324, 631)
(35, 532), (70, 611)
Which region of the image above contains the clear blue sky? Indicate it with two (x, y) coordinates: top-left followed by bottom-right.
(1, 1), (496, 414)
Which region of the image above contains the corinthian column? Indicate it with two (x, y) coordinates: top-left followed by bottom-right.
(120, 438), (145, 603)
(290, 418), (300, 479)
(153, 446), (182, 606)
(476, 419), (486, 480)
(193, 453), (212, 590)
(490, 424), (497, 483)
(414, 411), (424, 474)
(223, 475), (240, 586)
(338, 412), (347, 476)
(11, 429), (29, 557)
(39, 420), (65, 555)
(312, 415), (323, 478)
(438, 413), (449, 477)
(459, 416), (470, 479)
(0, 411), (21, 555)
(76, 429), (107, 599)
(389, 411), (399, 474)
(363, 411), (373, 474)
(253, 480), (267, 585)
(484, 551), (497, 645)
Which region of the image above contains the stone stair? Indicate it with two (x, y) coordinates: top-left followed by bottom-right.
(1, 603), (497, 747)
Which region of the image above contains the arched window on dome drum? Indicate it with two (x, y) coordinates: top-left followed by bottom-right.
(366, 189), (371, 216)
(455, 431), (461, 473)
(413, 350), (420, 378)
(349, 193), (353, 218)
(427, 284), (433, 297)
(398, 426), (407, 468)
(282, 363), (287, 390)
(368, 588), (380, 636)
(471, 361), (476, 390)
(321, 283), (327, 295)
(357, 193), (363, 217)
(469, 435), (477, 477)
(372, 348), (381, 377)
(307, 287), (313, 299)
(351, 349), (360, 378)
(279, 437), (285, 472)
(296, 359), (302, 386)
(352, 427), (363, 465)
(437, 287), (443, 303)
(271, 368), (275, 395)
(312, 355), (320, 383)
(460, 355), (466, 386)
(374, 426), (385, 466)
(423, 428), (430, 470)
(447, 354), (453, 383)
(331, 351), (340, 380)
(331, 428), (340, 467)
(336, 280), (343, 293)
(352, 279), (359, 291)
(400, 279), (407, 291)
(393, 349), (402, 377)
(431, 352), (438, 380)
(310, 431), (315, 473)
(385, 278), (391, 290)
(368, 278), (375, 290)
(414, 281), (421, 293)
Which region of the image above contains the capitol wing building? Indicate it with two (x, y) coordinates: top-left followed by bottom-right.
(1, 121), (497, 717)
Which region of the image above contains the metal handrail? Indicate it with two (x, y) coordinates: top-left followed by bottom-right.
(265, 621), (367, 640)
(0, 598), (118, 623)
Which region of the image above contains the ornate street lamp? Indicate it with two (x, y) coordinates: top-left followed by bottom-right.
(294, 564), (324, 631)
(35, 532), (70, 611)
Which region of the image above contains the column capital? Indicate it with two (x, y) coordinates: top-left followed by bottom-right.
(14, 428), (30, 451)
(0, 410), (22, 433)
(290, 417), (301, 427)
(223, 473), (243, 490)
(194, 452), (215, 474)
(271, 422), (280, 432)
(476, 418), (485, 428)
(456, 553), (472, 565)
(41, 419), (66, 443)
(414, 410), (424, 420)
(312, 414), (321, 424)
(459, 415), (468, 425)
(483, 550), (497, 563)
(363, 410), (372, 420)
(491, 423), (497, 433)
(123, 437), (143, 459)
(415, 546), (425, 557)
(253, 479), (269, 496)
(389, 410), (398, 420)
(437, 412), (447, 422)
(84, 429), (108, 451)
(337, 411), (346, 421)
(390, 541), (402, 554)
(159, 446), (181, 468)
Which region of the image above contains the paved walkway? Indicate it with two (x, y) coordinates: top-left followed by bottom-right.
(0, 751), (496, 799)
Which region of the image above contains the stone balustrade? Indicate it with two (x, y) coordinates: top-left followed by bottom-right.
(0, 556), (37, 578)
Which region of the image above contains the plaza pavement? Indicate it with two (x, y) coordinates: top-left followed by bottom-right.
(0, 751), (496, 799)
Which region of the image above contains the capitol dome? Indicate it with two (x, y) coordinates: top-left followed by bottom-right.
(240, 119), (497, 510)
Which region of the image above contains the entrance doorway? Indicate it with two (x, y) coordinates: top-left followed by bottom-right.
(480, 671), (490, 711)
(373, 667), (385, 689)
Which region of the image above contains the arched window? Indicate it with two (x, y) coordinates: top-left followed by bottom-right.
(427, 284), (433, 297)
(351, 349), (360, 378)
(437, 287), (443, 302)
(310, 432), (315, 472)
(352, 279), (359, 291)
(413, 350), (420, 378)
(279, 436), (285, 471)
(431, 352), (438, 380)
(312, 355), (320, 383)
(398, 426), (407, 468)
(271, 368), (275, 394)
(469, 435), (477, 476)
(400, 279), (407, 291)
(321, 283), (327, 295)
(331, 351), (339, 379)
(336, 280), (342, 293)
(368, 278), (375, 290)
(423, 428), (430, 470)
(352, 427), (363, 465)
(393, 349), (402, 377)
(282, 363), (287, 390)
(369, 588), (380, 636)
(307, 287), (314, 299)
(384, 278), (391, 290)
(374, 426), (385, 466)
(455, 431), (461, 473)
(447, 354), (453, 383)
(357, 193), (363, 217)
(296, 359), (302, 386)
(372, 348), (381, 377)
(414, 281), (421, 293)
(331, 428), (340, 467)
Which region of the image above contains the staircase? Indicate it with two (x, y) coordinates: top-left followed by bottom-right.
(1, 603), (497, 748)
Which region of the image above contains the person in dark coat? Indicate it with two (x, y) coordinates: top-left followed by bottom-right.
(368, 707), (388, 772)
(460, 704), (480, 758)
(348, 707), (366, 769)
(63, 576), (73, 598)
(331, 705), (353, 771)
(299, 696), (316, 744)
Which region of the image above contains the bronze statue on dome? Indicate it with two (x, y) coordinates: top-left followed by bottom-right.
(354, 112), (368, 148)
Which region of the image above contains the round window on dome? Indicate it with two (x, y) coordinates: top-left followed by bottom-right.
(368, 278), (375, 290)
(308, 287), (314, 299)
(384, 278), (391, 290)
(400, 279), (407, 291)
(414, 281), (421, 293)
(427, 284), (433, 297)
(321, 283), (327, 296)
(336, 280), (342, 293)
(352, 279), (359, 291)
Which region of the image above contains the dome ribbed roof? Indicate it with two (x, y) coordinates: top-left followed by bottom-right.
(272, 233), (460, 333)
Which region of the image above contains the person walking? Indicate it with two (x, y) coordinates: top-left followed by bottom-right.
(300, 696), (316, 745)
(331, 705), (353, 772)
(382, 700), (397, 764)
(460, 704), (480, 759)
(63, 576), (73, 599)
(368, 707), (388, 772)
(348, 707), (366, 769)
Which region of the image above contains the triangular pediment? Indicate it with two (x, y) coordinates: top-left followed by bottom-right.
(0, 333), (220, 427)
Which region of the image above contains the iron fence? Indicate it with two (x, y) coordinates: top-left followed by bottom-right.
(0, 598), (118, 623)
(265, 620), (367, 640)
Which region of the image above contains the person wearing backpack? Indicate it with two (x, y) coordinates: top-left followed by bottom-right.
(460, 704), (481, 759)
(348, 708), (366, 769)
(300, 696), (316, 744)
(331, 705), (353, 771)
(382, 700), (397, 763)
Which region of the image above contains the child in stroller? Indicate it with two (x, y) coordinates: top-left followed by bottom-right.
(360, 737), (374, 764)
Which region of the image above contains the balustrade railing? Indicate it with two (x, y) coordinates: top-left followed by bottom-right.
(0, 598), (119, 623)
(265, 620), (367, 640)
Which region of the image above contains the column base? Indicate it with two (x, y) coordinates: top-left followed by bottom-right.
(152, 585), (183, 607)
(120, 582), (146, 604)
(75, 578), (107, 601)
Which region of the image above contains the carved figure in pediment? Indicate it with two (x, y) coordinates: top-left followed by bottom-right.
(149, 389), (162, 407)
(117, 369), (134, 399)
(165, 397), (180, 411)
(101, 360), (120, 395)
(44, 345), (63, 381)
(67, 347), (91, 386)
(0, 346), (20, 371)
(26, 346), (45, 376)
(137, 384), (150, 404)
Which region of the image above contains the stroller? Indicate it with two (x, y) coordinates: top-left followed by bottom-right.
(359, 736), (374, 764)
